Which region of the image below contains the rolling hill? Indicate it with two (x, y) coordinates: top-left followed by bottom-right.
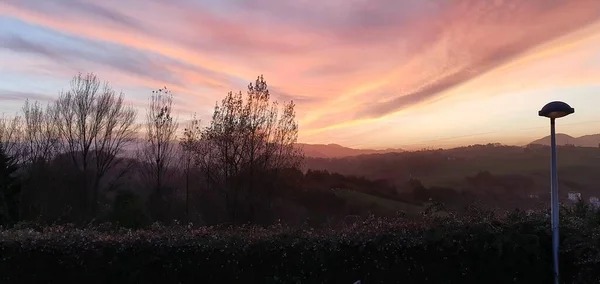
(304, 144), (600, 199)
(123, 140), (403, 159)
(296, 143), (403, 158)
(529, 133), (600, 147)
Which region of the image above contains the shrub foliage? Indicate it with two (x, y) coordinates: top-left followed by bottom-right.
(1, 210), (599, 284)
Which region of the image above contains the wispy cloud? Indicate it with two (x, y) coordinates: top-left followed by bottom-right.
(0, 21), (239, 93)
(351, 0), (600, 119)
(0, 0), (599, 147)
(4, 0), (148, 31)
(0, 34), (181, 88)
(0, 90), (54, 103)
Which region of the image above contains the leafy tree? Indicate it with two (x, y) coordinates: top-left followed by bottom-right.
(0, 142), (20, 225)
(198, 75), (304, 223)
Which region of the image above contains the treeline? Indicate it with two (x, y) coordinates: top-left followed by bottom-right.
(0, 72), (304, 227)
(303, 144), (526, 183)
(402, 171), (540, 211)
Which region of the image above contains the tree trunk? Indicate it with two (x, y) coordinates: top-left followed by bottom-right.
(185, 167), (190, 221)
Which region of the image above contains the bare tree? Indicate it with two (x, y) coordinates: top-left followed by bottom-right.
(199, 75), (303, 223)
(180, 114), (202, 220)
(140, 87), (178, 196)
(19, 100), (61, 220)
(0, 114), (23, 162)
(21, 100), (59, 164)
(53, 72), (139, 218)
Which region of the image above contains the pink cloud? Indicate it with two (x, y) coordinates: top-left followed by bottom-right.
(2, 0), (600, 145)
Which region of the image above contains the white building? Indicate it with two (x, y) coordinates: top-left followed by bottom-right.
(568, 192), (582, 202)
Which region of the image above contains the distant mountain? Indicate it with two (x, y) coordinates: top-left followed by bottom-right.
(296, 143), (403, 158)
(122, 140), (402, 159)
(529, 133), (600, 147)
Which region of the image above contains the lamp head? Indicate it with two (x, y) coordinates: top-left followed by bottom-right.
(538, 101), (574, 119)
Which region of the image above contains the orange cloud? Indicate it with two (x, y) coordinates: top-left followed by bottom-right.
(1, 0), (600, 148)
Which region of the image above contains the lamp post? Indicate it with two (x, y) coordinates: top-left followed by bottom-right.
(538, 101), (574, 284)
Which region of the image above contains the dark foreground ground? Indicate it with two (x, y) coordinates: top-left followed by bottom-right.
(1, 209), (599, 284)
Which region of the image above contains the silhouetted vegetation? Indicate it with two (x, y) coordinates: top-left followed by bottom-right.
(1, 207), (599, 283)
(0, 142), (20, 225)
(1, 72), (599, 283)
(2, 73), (598, 226)
(0, 73), (325, 227)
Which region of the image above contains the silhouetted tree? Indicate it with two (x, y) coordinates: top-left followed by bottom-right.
(18, 100), (61, 220)
(21, 100), (59, 164)
(180, 114), (202, 220)
(0, 142), (20, 225)
(198, 75), (303, 223)
(0, 115), (23, 162)
(53, 72), (139, 218)
(140, 87), (178, 197)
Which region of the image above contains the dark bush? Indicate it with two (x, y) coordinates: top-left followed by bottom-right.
(0, 212), (598, 284)
(109, 190), (149, 228)
(0, 142), (20, 226)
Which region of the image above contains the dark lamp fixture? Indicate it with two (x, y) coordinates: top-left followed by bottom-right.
(539, 101), (574, 119)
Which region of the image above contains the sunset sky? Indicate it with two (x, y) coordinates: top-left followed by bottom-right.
(1, 0), (600, 150)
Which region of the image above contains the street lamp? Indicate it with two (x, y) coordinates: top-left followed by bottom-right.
(538, 101), (574, 284)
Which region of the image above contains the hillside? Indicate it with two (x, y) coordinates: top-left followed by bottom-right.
(332, 189), (423, 216)
(304, 144), (600, 203)
(122, 140), (402, 159)
(296, 143), (403, 158)
(529, 133), (600, 147)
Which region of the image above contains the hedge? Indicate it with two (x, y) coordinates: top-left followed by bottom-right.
(0, 213), (599, 284)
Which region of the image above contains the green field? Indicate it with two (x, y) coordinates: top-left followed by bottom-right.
(332, 188), (424, 215)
